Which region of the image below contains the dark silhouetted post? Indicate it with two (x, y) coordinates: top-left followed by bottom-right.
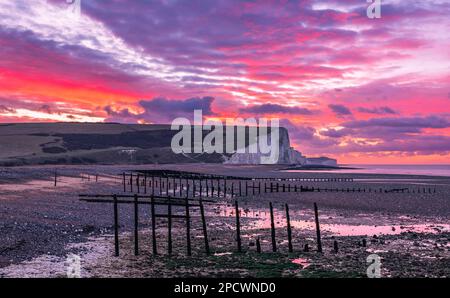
(239, 181), (242, 196)
(144, 174), (147, 194)
(269, 202), (277, 252)
(166, 177), (169, 196)
(193, 179), (196, 197)
(185, 194), (192, 256)
(252, 181), (255, 195)
(152, 176), (155, 196)
(256, 237), (261, 253)
(151, 195), (157, 254)
(134, 194), (139, 256)
(224, 178), (227, 198)
(285, 204), (293, 253)
(168, 199), (172, 255)
(130, 173), (133, 193)
(235, 201), (242, 252)
(123, 173), (126, 192)
(217, 179), (221, 197)
(245, 181), (248, 196)
(136, 174), (140, 194)
(314, 202), (322, 253)
(199, 198), (210, 255)
(54, 170), (57, 187)
(113, 194), (119, 256)
(333, 240), (339, 253)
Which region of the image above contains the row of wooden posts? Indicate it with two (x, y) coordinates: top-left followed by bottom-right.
(53, 171), (99, 186)
(80, 192), (328, 256)
(121, 173), (437, 197)
(80, 192), (211, 257)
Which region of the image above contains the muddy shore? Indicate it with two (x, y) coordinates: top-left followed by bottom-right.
(0, 164), (449, 277)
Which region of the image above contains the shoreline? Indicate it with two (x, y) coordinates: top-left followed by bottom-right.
(0, 164), (449, 277)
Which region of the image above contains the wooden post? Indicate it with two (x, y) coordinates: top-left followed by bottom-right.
(152, 176), (155, 196)
(239, 181), (242, 196)
(54, 170), (57, 187)
(113, 194), (119, 256)
(224, 178), (227, 198)
(217, 179), (221, 197)
(168, 198), (172, 255)
(199, 198), (210, 255)
(130, 173), (133, 193)
(166, 177), (169, 197)
(256, 237), (261, 253)
(314, 202), (322, 253)
(123, 173), (126, 192)
(333, 240), (339, 253)
(151, 195), (157, 255)
(136, 174), (140, 194)
(235, 201), (242, 252)
(252, 181), (255, 195)
(134, 194), (139, 256)
(285, 204), (293, 253)
(185, 193), (192, 256)
(144, 174), (147, 194)
(269, 202), (277, 252)
(245, 181), (248, 196)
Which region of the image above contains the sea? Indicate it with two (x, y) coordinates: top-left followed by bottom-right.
(286, 164), (450, 177)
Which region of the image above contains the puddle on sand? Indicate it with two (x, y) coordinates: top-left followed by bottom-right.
(291, 258), (310, 269)
(0, 176), (118, 195)
(238, 214), (450, 237)
(324, 223), (450, 237)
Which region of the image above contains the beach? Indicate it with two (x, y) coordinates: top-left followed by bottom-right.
(0, 164), (449, 278)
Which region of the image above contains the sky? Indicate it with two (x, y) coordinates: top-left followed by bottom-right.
(0, 0), (449, 164)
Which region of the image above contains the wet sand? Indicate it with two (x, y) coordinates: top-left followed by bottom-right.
(0, 164), (449, 277)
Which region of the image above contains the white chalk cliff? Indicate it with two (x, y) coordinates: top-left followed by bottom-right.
(224, 127), (337, 166)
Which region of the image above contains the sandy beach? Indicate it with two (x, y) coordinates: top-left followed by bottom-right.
(0, 164), (449, 278)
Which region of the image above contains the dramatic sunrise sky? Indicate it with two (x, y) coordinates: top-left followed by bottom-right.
(0, 0), (449, 163)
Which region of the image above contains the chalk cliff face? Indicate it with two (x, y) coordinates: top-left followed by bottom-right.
(224, 127), (337, 166)
(224, 127), (305, 165)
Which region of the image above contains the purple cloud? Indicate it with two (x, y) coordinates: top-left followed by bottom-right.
(105, 96), (215, 123)
(357, 106), (397, 115)
(329, 104), (352, 116)
(344, 116), (450, 129)
(239, 103), (314, 115)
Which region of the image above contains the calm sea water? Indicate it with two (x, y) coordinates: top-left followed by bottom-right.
(288, 164), (450, 177)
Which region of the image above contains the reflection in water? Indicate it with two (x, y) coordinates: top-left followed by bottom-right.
(292, 258), (310, 269)
(207, 204), (450, 237)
